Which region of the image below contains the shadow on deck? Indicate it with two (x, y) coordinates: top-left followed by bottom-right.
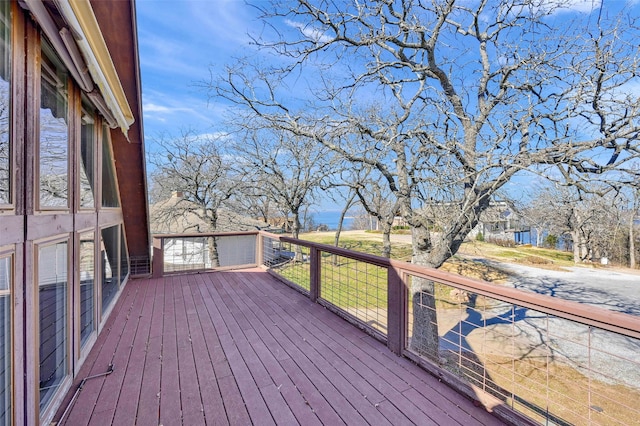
(54, 269), (504, 425)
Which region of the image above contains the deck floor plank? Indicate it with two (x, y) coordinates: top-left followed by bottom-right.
(241, 275), (405, 426)
(174, 275), (207, 425)
(134, 276), (166, 426)
(231, 272), (393, 426)
(183, 275), (229, 425)
(220, 273), (355, 426)
(198, 274), (273, 425)
(111, 276), (158, 425)
(248, 272), (494, 425)
(159, 276), (182, 426)
(192, 274), (251, 425)
(206, 281), (277, 424)
(62, 280), (141, 425)
(56, 268), (506, 426)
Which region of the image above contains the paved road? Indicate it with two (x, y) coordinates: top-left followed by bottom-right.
(452, 258), (640, 391)
(470, 258), (640, 316)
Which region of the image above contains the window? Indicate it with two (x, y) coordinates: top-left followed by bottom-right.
(101, 226), (119, 314)
(79, 100), (96, 209)
(79, 232), (95, 347)
(0, 1), (11, 206)
(38, 241), (68, 411)
(101, 126), (119, 208)
(39, 41), (69, 209)
(0, 254), (11, 426)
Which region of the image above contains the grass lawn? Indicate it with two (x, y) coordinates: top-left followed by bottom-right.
(298, 231), (513, 282)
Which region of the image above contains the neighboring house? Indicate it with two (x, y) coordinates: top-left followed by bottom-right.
(149, 192), (269, 270)
(470, 200), (530, 243)
(267, 215), (294, 232)
(149, 192), (270, 234)
(389, 202), (527, 243)
(0, 1), (149, 424)
(391, 216), (408, 228)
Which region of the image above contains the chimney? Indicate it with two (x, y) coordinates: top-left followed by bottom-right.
(171, 191), (183, 199)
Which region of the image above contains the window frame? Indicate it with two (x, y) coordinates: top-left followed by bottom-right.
(99, 223), (120, 322)
(77, 98), (98, 212)
(34, 235), (72, 423)
(75, 229), (97, 366)
(0, 0), (13, 212)
(100, 125), (121, 210)
(36, 39), (71, 213)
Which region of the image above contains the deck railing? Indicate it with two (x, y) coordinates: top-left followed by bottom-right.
(153, 231), (640, 426)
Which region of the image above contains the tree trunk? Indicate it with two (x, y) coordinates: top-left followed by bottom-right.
(292, 212), (301, 239)
(571, 230), (590, 263)
(208, 236), (220, 268)
(536, 227), (544, 247)
(408, 225), (440, 361)
(333, 191), (357, 266)
(292, 211), (304, 261)
(334, 199), (351, 247)
(630, 212), (636, 269)
(381, 224), (392, 259)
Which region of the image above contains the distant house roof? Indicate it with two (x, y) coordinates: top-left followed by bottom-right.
(149, 193), (269, 234)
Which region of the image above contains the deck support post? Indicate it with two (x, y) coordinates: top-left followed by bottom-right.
(387, 266), (406, 356)
(152, 236), (164, 278)
(309, 247), (321, 303)
(256, 232), (264, 267)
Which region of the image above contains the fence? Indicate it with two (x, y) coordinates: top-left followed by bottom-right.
(152, 231), (640, 425)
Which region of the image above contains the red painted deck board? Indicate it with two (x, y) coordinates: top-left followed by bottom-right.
(55, 269), (506, 425)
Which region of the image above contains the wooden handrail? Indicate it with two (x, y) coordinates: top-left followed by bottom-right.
(152, 231), (640, 340)
(279, 233), (640, 340)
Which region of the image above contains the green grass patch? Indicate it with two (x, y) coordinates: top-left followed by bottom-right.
(299, 234), (413, 261)
(275, 256), (387, 309)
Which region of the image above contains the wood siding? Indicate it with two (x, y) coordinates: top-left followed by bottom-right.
(0, 1), (148, 423)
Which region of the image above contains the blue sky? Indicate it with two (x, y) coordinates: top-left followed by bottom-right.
(136, 0), (258, 140)
(135, 0), (640, 210)
(135, 0), (639, 141)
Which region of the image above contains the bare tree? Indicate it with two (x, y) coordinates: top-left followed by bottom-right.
(214, 1), (639, 266)
(331, 187), (358, 246)
(354, 175), (401, 259)
(627, 183), (640, 268)
(232, 127), (335, 239)
(211, 0), (640, 359)
(148, 130), (240, 267)
(229, 187), (275, 225)
(524, 184), (630, 263)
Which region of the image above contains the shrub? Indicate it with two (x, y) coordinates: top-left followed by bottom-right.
(520, 255), (552, 265)
(544, 234), (558, 249)
(486, 237), (515, 247)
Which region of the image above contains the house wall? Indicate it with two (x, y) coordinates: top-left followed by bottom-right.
(0, 2), (140, 423)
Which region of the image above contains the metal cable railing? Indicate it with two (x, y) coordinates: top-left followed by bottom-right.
(151, 231), (640, 425)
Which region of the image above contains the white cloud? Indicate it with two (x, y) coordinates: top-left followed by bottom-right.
(143, 103), (172, 113)
(540, 0), (602, 14)
(284, 19), (332, 43)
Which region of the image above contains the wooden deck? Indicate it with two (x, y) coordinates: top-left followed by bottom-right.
(54, 269), (505, 425)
